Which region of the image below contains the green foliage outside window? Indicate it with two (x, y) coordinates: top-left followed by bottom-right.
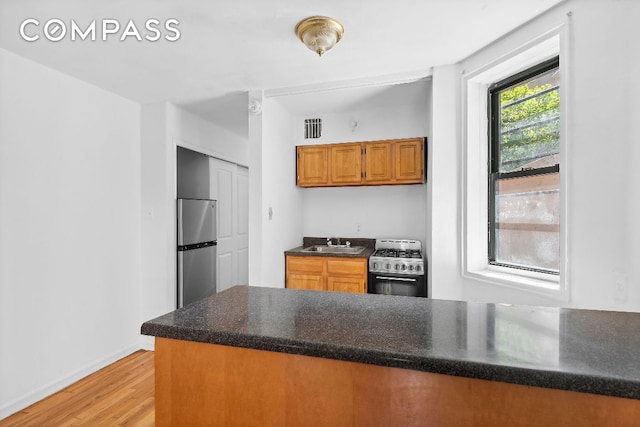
(499, 78), (560, 172)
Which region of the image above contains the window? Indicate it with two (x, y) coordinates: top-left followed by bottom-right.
(463, 31), (566, 297)
(488, 57), (560, 275)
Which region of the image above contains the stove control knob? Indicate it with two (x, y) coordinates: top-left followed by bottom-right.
(385, 263), (391, 270)
(415, 265), (421, 272)
(372, 262), (378, 270)
(401, 264), (406, 271)
(395, 263), (400, 270)
(409, 265), (414, 271)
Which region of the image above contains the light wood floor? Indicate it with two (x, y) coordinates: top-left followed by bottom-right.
(0, 350), (154, 427)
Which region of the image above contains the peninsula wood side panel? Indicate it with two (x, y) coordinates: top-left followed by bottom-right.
(155, 338), (640, 427)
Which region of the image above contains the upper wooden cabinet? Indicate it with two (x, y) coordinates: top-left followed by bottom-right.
(364, 142), (393, 184)
(394, 138), (425, 183)
(297, 137), (425, 188)
(296, 145), (329, 186)
(330, 143), (363, 185)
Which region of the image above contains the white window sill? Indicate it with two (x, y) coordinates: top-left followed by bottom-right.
(464, 266), (567, 301)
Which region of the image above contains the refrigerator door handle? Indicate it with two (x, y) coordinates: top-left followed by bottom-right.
(177, 199), (184, 246)
(177, 251), (184, 308)
(178, 241), (217, 251)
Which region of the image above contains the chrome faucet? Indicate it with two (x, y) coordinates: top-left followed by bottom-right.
(327, 237), (341, 246)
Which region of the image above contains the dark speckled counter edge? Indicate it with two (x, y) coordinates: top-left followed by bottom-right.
(284, 246), (375, 258)
(284, 237), (376, 259)
(140, 320), (640, 401)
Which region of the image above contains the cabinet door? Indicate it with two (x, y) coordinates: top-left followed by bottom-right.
(286, 256), (325, 290)
(326, 258), (367, 277)
(327, 277), (366, 294)
(395, 139), (424, 183)
(297, 146), (329, 187)
(288, 274), (325, 291)
(364, 142), (392, 184)
(287, 256), (324, 274)
(330, 143), (362, 185)
(326, 258), (367, 294)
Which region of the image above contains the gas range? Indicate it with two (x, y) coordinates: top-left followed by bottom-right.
(369, 239), (425, 276)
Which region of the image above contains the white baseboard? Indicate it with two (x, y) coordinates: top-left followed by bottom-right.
(139, 335), (155, 351)
(0, 343), (141, 421)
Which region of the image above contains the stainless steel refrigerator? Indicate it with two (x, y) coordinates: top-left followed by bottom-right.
(177, 198), (217, 308)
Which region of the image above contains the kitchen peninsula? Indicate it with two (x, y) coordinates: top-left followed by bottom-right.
(141, 286), (640, 426)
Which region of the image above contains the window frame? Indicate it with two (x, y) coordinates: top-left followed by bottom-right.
(487, 57), (560, 276)
(461, 27), (569, 300)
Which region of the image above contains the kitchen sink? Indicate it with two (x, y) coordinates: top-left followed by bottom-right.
(301, 245), (366, 254)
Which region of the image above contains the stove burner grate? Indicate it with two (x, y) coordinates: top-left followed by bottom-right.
(372, 249), (422, 259)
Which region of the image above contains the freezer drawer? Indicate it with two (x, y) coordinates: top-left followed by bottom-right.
(178, 244), (217, 307)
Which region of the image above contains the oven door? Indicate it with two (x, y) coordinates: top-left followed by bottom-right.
(368, 272), (427, 297)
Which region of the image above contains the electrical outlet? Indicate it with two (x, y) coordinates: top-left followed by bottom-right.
(613, 272), (628, 301)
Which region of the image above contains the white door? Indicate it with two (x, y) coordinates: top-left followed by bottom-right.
(236, 166), (249, 285)
(210, 158), (249, 291)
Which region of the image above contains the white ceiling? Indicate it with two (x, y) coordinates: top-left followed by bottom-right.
(0, 0), (565, 136)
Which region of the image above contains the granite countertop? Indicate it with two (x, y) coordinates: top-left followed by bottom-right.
(284, 236), (375, 258)
(141, 285), (640, 400)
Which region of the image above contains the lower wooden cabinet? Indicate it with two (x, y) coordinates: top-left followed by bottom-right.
(286, 256), (324, 291)
(327, 277), (365, 293)
(286, 255), (367, 294)
(288, 274), (325, 291)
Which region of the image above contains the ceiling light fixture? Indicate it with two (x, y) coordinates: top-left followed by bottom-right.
(295, 16), (344, 57)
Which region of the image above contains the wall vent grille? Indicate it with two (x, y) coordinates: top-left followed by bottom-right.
(304, 118), (322, 139)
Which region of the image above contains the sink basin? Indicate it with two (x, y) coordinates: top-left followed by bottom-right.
(301, 245), (366, 255)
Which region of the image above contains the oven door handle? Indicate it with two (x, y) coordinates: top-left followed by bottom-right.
(375, 276), (418, 283)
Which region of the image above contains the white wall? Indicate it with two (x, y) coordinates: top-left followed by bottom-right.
(429, 65), (462, 301)
(293, 81), (431, 148)
(302, 185), (427, 241)
(139, 101), (249, 345)
(167, 103), (249, 166)
(431, 0), (640, 311)
(256, 97), (304, 286)
(249, 81), (431, 288)
(298, 91), (430, 244)
(0, 48), (141, 418)
(248, 91), (265, 286)
(140, 103), (174, 342)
